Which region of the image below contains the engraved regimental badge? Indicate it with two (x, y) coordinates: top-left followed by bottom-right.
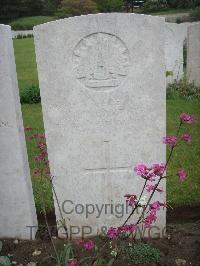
(73, 32), (130, 91)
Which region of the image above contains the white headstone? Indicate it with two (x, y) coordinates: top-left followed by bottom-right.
(164, 22), (200, 85)
(165, 23), (185, 84)
(187, 23), (200, 86)
(34, 13), (166, 239)
(12, 30), (33, 38)
(0, 24), (38, 239)
(179, 22), (200, 44)
(179, 22), (193, 43)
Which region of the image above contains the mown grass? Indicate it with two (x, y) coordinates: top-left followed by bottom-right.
(148, 8), (191, 15)
(13, 37), (38, 89)
(167, 99), (200, 207)
(21, 104), (54, 212)
(14, 38), (200, 212)
(10, 16), (54, 30)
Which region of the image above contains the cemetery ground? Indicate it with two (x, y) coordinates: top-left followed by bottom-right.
(1, 222), (200, 265)
(14, 38), (38, 89)
(1, 36), (198, 265)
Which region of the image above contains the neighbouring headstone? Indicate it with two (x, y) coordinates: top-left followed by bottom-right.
(179, 22), (200, 44)
(0, 24), (38, 239)
(187, 23), (200, 86)
(164, 22), (200, 85)
(165, 23), (185, 84)
(179, 22), (194, 43)
(12, 30), (33, 38)
(34, 13), (166, 239)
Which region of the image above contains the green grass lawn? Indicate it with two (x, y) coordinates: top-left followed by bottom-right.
(148, 8), (191, 15)
(167, 100), (200, 207)
(9, 16), (54, 30)
(14, 38), (200, 213)
(14, 38), (38, 89)
(21, 104), (54, 212)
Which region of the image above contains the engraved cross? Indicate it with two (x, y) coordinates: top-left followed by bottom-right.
(84, 141), (132, 176)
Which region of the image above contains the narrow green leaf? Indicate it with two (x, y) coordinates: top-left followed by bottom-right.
(107, 258), (115, 266)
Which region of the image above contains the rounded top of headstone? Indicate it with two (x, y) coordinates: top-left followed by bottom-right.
(33, 13), (165, 32)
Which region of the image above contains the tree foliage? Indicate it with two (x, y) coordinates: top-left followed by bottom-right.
(166, 0), (200, 8)
(42, 0), (61, 15)
(0, 0), (61, 22)
(60, 0), (98, 16)
(95, 0), (123, 12)
(0, 0), (22, 21)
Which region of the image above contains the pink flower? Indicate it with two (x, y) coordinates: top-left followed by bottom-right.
(76, 240), (84, 246)
(144, 201), (166, 228)
(150, 201), (164, 211)
(24, 127), (33, 132)
(45, 160), (49, 165)
(118, 224), (137, 234)
(181, 134), (192, 144)
(83, 240), (94, 251)
(128, 224), (138, 233)
(68, 259), (78, 266)
(38, 134), (46, 139)
(147, 175), (156, 182)
(75, 239), (94, 251)
(40, 151), (48, 159)
(32, 133), (46, 139)
(107, 227), (119, 239)
(146, 185), (154, 192)
(134, 164), (156, 180)
(32, 168), (40, 176)
(134, 164), (147, 176)
(124, 194), (137, 207)
(107, 224), (138, 239)
(163, 136), (177, 147)
(180, 113), (196, 124)
(33, 156), (41, 161)
(178, 169), (186, 182)
(144, 211), (157, 228)
(146, 185), (163, 193)
(38, 143), (46, 150)
(152, 163), (165, 176)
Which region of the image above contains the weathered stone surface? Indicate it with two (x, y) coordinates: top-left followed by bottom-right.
(165, 23), (185, 84)
(0, 24), (38, 239)
(165, 22), (199, 84)
(179, 22), (200, 44)
(187, 23), (200, 86)
(34, 13), (166, 238)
